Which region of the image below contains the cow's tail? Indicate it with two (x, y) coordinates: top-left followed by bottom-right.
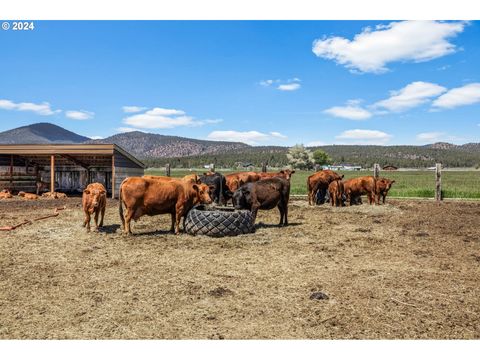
(118, 178), (126, 229)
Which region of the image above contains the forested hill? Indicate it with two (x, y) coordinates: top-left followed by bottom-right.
(145, 144), (480, 169)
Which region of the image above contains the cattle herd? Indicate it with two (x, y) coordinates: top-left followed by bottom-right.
(0, 169), (395, 235)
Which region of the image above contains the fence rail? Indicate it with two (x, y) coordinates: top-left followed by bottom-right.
(147, 165), (480, 200)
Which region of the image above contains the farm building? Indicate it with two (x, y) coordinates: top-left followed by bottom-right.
(383, 165), (398, 171)
(0, 144), (145, 198)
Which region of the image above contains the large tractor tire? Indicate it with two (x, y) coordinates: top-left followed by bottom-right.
(184, 205), (255, 237)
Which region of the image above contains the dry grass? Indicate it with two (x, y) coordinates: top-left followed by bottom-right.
(0, 197), (479, 339)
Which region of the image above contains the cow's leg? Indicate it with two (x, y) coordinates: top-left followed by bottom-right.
(124, 208), (133, 235)
(175, 204), (184, 235)
(170, 212), (176, 233)
(99, 206), (105, 227)
(84, 211), (91, 232)
(383, 193), (386, 204)
(283, 202), (289, 226)
(277, 204), (284, 226)
(93, 210), (100, 231)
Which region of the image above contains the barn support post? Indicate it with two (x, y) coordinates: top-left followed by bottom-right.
(435, 163), (442, 201)
(111, 154), (116, 199)
(166, 163), (171, 177)
(50, 155), (55, 193)
(9, 155), (13, 187)
(373, 163), (380, 178)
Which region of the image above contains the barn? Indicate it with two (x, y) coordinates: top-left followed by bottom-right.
(0, 144), (145, 198)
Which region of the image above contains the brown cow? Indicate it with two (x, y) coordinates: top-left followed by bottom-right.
(232, 177), (291, 226)
(143, 174), (200, 184)
(119, 177), (213, 235)
(0, 189), (13, 199)
(258, 169), (295, 181)
(225, 171), (262, 193)
(343, 176), (377, 205)
(18, 191), (39, 200)
(42, 191), (68, 199)
(376, 177), (395, 204)
(82, 183), (107, 232)
(307, 170), (344, 205)
(328, 180), (344, 207)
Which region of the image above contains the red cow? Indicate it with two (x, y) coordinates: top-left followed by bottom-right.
(119, 177), (213, 235)
(82, 183), (107, 232)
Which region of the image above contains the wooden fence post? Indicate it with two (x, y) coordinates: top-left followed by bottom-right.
(165, 163), (171, 177)
(373, 163), (380, 178)
(435, 163), (442, 201)
(262, 162), (267, 173)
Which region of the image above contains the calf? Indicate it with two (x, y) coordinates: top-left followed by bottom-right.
(328, 180), (344, 207)
(376, 177), (395, 204)
(82, 183), (107, 232)
(42, 191), (68, 199)
(307, 170), (344, 205)
(18, 191), (39, 200)
(343, 176), (377, 205)
(119, 177), (212, 235)
(232, 177), (290, 226)
(0, 189), (13, 199)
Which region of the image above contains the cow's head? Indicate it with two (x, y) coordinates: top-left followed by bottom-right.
(193, 183), (213, 205)
(279, 169), (296, 180)
(232, 187), (251, 210)
(18, 191), (26, 197)
(84, 188), (106, 212)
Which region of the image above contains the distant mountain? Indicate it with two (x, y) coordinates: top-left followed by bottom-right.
(86, 131), (250, 158)
(425, 142), (459, 150)
(1, 123), (479, 168)
(0, 122), (89, 144)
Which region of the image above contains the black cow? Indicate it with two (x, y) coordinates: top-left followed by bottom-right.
(199, 172), (232, 205)
(232, 177), (290, 226)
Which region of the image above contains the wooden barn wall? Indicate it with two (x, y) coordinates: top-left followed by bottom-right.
(113, 167), (144, 198)
(114, 152), (143, 169)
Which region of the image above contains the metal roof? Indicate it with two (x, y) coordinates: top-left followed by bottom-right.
(0, 143), (145, 168)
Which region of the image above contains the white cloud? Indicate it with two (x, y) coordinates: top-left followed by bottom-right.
(65, 110), (94, 120)
(116, 127), (143, 133)
(278, 83), (301, 91)
(0, 99), (60, 115)
(336, 129), (392, 144)
(89, 136), (104, 140)
(122, 106), (147, 113)
(260, 78), (301, 91)
(431, 83), (480, 109)
(416, 132), (445, 142)
(123, 107), (218, 129)
(312, 21), (466, 73)
(324, 100), (372, 120)
(270, 131), (288, 139)
(373, 81), (447, 112)
(207, 130), (288, 145)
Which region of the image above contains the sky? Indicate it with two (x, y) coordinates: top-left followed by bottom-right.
(0, 20), (479, 146)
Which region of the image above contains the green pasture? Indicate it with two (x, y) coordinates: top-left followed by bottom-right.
(145, 168), (480, 199)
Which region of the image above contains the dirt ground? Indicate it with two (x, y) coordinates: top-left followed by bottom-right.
(0, 196), (479, 339)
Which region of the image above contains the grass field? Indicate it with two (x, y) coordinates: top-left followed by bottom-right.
(145, 168), (480, 199)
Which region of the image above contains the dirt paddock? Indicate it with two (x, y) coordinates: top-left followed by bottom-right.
(0, 197), (479, 339)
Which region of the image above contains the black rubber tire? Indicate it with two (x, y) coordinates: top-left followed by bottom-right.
(184, 205), (255, 237)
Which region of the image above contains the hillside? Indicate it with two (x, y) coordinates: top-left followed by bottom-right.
(0, 123), (479, 168)
(0, 122), (89, 144)
(150, 144), (480, 169)
(87, 131), (250, 158)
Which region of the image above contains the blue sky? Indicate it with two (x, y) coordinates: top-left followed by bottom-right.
(0, 20), (479, 146)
